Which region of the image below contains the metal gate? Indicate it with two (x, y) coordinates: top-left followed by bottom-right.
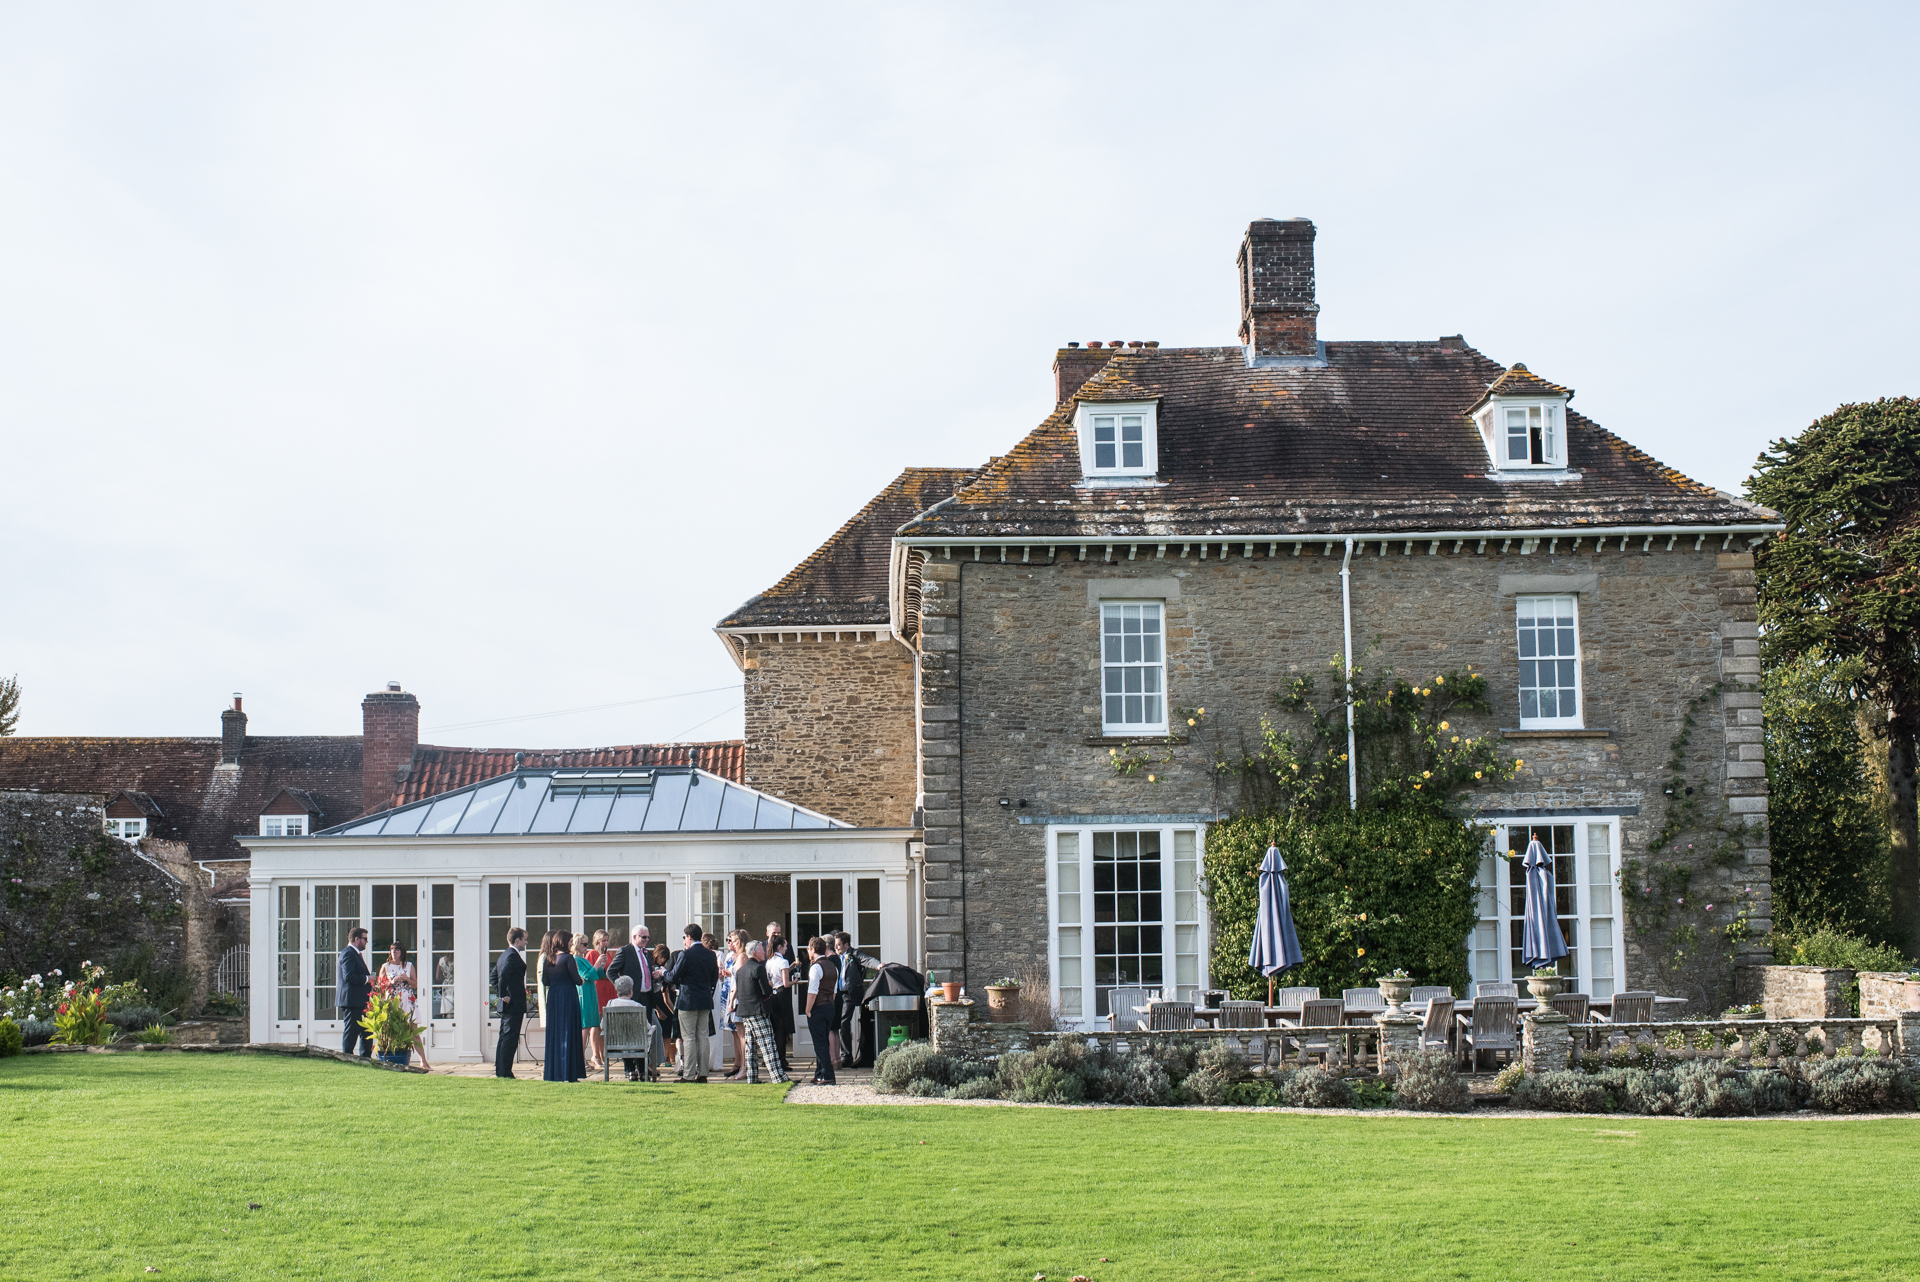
(215, 944), (249, 1000)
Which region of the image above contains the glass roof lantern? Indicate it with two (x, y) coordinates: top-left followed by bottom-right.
(319, 766), (847, 837)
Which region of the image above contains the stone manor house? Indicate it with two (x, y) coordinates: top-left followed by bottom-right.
(720, 218), (1783, 1026)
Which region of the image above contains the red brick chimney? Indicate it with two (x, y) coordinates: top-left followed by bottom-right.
(1237, 218), (1319, 360)
(361, 682), (419, 813)
(1052, 343), (1118, 404)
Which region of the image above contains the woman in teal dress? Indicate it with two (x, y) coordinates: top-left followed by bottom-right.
(573, 934), (605, 1074)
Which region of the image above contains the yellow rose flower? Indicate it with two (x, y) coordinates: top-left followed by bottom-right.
(1187, 718), (1196, 726)
(1422, 771), (1431, 778)
(1435, 675), (1445, 685)
(1146, 774), (1156, 783)
(1474, 770), (1483, 779)
(1357, 948), (1366, 957)
(1440, 721), (1450, 731)
(1451, 736), (1460, 744)
(1516, 759), (1525, 768)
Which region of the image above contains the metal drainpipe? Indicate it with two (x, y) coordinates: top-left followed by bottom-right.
(1341, 536), (1357, 810)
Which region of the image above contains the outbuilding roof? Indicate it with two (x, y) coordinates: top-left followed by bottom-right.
(318, 766), (850, 837)
(398, 741), (744, 805)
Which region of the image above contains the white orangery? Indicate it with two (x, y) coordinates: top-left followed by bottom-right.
(244, 765), (920, 1062)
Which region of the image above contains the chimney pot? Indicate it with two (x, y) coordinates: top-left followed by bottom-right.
(386, 680), (402, 692)
(1067, 341), (1080, 349)
(1088, 341), (1102, 348)
(1146, 341), (1160, 348)
(232, 694), (243, 712)
(1109, 340), (1123, 348)
(1237, 218), (1319, 360)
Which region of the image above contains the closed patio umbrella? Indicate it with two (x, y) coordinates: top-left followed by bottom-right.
(1250, 843), (1305, 1004)
(1520, 837), (1570, 969)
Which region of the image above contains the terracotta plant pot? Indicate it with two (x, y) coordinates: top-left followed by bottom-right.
(941, 981), (962, 1003)
(985, 985), (1021, 1023)
(1905, 981), (1920, 1012)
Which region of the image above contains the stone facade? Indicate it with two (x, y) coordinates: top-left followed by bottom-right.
(919, 542), (1769, 1009)
(740, 635), (918, 829)
(1859, 971), (1916, 1019)
(1753, 965), (1854, 1019)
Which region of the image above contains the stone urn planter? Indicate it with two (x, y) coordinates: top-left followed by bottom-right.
(1377, 976), (1415, 1015)
(1526, 974), (1563, 1002)
(984, 984), (1022, 1023)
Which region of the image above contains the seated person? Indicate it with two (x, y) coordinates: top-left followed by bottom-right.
(604, 975), (647, 1082)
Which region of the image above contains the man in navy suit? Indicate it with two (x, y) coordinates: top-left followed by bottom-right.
(663, 924), (719, 1082)
(492, 927), (529, 1078)
(337, 927), (372, 1057)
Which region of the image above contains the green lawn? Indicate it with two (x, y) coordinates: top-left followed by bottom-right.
(2, 1055), (1916, 1281)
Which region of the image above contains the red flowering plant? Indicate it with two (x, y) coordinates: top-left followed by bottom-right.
(51, 984), (110, 1046)
(358, 991), (422, 1056)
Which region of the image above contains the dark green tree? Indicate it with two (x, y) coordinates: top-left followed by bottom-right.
(1763, 648), (1892, 941)
(1749, 398), (1920, 951)
(0, 675), (17, 737)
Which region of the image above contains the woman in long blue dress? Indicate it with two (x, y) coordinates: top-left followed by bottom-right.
(542, 931), (587, 1082)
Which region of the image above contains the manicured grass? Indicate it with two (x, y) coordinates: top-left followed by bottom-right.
(2, 1055), (1916, 1280)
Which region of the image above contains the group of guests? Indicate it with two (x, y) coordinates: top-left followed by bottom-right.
(489, 919), (877, 1085)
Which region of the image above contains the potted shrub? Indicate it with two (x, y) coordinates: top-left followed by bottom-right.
(1376, 969), (1415, 1014)
(1525, 967), (1563, 1002)
(358, 991), (423, 1067)
(984, 977), (1022, 1023)
(1721, 1002), (1765, 1022)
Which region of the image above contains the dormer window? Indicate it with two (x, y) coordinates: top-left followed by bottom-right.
(1075, 400), (1158, 479)
(105, 817), (146, 840)
(260, 815), (307, 837)
(1469, 364), (1575, 474)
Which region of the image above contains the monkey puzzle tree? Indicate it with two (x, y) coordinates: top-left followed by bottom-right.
(1749, 398), (1920, 952)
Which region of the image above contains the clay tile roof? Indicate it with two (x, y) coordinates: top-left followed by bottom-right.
(1074, 366), (1161, 403)
(720, 466), (980, 629)
(895, 342), (1776, 540)
(397, 741), (744, 806)
(0, 735), (365, 865)
(1465, 362), (1575, 415)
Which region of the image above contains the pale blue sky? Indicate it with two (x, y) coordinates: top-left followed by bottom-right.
(1, 3), (1914, 743)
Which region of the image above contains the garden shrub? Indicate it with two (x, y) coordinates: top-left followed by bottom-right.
(1193, 1038), (1244, 1080)
(1805, 1058), (1914, 1113)
(133, 1023), (171, 1045)
(1350, 1078), (1396, 1109)
(1619, 1068), (1678, 1115)
(874, 1041), (953, 1094)
(1278, 1066), (1356, 1109)
(1489, 1063), (1526, 1095)
(1223, 1079), (1281, 1107)
(1391, 1049), (1474, 1112)
(18, 1017), (53, 1046)
(1511, 1070), (1613, 1113)
(1011, 1064), (1086, 1105)
(1136, 1036), (1198, 1084)
(0, 1017), (21, 1057)
(945, 1076), (1001, 1101)
(1771, 923), (1913, 1015)
(1108, 1055), (1172, 1106)
(104, 1005), (169, 1032)
(1184, 1067), (1232, 1106)
(904, 1077), (946, 1098)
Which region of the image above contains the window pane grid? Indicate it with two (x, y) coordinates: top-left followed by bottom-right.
(1101, 603), (1166, 732)
(855, 877), (881, 952)
(487, 883), (511, 1015)
(1092, 830), (1163, 1017)
(1516, 595), (1580, 726)
(277, 885), (302, 1021)
(429, 883), (454, 1020)
(313, 884), (360, 1022)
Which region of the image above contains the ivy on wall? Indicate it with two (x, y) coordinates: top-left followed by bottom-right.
(1, 827), (183, 983)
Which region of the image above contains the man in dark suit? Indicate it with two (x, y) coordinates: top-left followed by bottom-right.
(337, 927), (372, 1057)
(662, 924), (718, 1082)
(492, 927), (528, 1078)
(833, 930), (880, 1068)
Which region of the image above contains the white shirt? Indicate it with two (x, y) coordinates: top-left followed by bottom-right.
(765, 953), (790, 991)
(808, 961), (826, 991)
(604, 996), (642, 1009)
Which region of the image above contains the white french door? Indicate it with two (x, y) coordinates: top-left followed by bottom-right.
(1471, 819), (1619, 999)
(1046, 824), (1207, 1030)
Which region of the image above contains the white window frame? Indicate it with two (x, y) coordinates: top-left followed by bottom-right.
(260, 815), (308, 837)
(1515, 593), (1584, 729)
(1045, 823), (1207, 1031)
(1481, 397), (1567, 471)
(1074, 400), (1158, 479)
(1099, 600), (1168, 735)
(104, 817), (147, 840)
(1470, 818), (1619, 1000)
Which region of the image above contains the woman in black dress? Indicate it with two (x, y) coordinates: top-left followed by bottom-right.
(542, 931), (587, 1082)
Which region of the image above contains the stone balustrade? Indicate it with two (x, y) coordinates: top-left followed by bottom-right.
(1520, 1008), (1920, 1074)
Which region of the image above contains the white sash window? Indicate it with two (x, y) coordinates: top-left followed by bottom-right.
(1516, 594), (1583, 728)
(1101, 601), (1167, 734)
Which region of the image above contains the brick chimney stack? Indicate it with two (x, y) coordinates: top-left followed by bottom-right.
(220, 694), (247, 765)
(1052, 343), (1116, 404)
(1237, 218), (1319, 360)
(361, 682), (420, 813)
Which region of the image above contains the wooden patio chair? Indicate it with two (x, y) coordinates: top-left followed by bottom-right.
(1459, 996), (1518, 1071)
(1548, 993), (1590, 1024)
(1145, 1000), (1194, 1031)
(1342, 988), (1387, 1018)
(1473, 981), (1518, 998)
(1218, 1000), (1266, 1029)
(1105, 986), (1154, 1032)
(1410, 986), (1453, 1007)
(1276, 986), (1321, 1010)
(600, 1008), (652, 1083)
(1595, 991), (1655, 1024)
(1286, 997), (1347, 1066)
(1418, 998), (1455, 1053)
